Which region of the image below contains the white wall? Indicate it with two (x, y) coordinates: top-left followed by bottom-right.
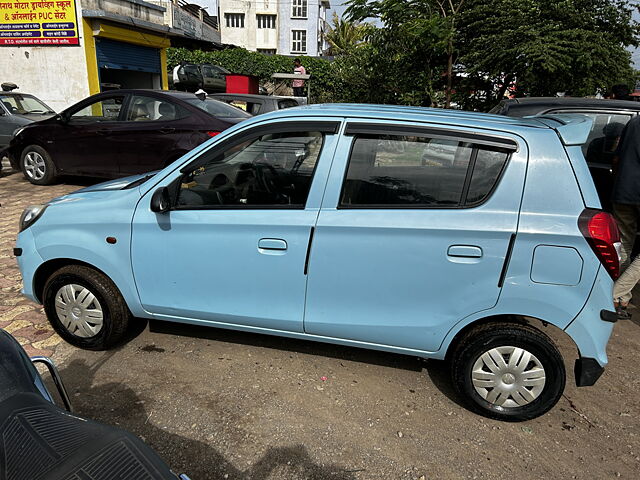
(0, 1), (90, 112)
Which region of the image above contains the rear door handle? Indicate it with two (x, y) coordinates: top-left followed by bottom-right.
(448, 245), (483, 258)
(96, 129), (112, 136)
(258, 238), (287, 251)
(159, 127), (176, 134)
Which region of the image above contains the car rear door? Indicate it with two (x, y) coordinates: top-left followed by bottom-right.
(116, 94), (204, 175)
(303, 120), (527, 352)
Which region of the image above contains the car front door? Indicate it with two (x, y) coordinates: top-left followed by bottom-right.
(303, 121), (526, 352)
(131, 120), (341, 332)
(51, 94), (127, 176)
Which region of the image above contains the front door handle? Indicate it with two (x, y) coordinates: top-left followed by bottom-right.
(258, 238), (287, 251)
(447, 245), (483, 258)
(96, 129), (112, 136)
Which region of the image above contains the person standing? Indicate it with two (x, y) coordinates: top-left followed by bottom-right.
(612, 114), (640, 317)
(292, 58), (306, 97)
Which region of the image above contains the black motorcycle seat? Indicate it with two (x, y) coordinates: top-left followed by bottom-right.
(0, 392), (179, 480)
(0, 329), (42, 404)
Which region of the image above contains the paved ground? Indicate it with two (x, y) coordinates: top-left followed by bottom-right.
(0, 162), (78, 356)
(1, 160), (639, 479)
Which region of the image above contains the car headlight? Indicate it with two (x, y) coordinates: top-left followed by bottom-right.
(19, 204), (47, 232)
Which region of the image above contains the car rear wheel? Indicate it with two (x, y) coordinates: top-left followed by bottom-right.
(450, 322), (566, 421)
(43, 265), (131, 350)
(21, 145), (57, 185)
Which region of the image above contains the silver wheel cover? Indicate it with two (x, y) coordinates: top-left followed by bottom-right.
(23, 151), (47, 180)
(472, 346), (546, 408)
(54, 284), (104, 338)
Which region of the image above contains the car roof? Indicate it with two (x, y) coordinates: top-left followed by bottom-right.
(212, 94), (298, 101)
(501, 97), (640, 110)
(266, 103), (550, 130)
(0, 91), (39, 97)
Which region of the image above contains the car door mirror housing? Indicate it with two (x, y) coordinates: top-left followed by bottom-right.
(150, 187), (171, 213)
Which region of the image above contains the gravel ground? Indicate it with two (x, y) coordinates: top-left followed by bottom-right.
(2, 161), (639, 479)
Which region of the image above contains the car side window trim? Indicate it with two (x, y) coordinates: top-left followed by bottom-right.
(179, 120), (341, 173)
(344, 122), (518, 152)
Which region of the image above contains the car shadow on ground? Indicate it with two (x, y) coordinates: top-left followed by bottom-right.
(58, 353), (357, 480)
(148, 320), (424, 373)
(146, 319), (465, 409)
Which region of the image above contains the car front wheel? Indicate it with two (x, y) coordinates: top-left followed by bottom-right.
(43, 265), (131, 350)
(21, 145), (57, 185)
(450, 322), (566, 421)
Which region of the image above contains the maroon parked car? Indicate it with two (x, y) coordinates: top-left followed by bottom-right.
(6, 89), (251, 185)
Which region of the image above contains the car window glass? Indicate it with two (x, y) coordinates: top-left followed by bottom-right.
(69, 96), (125, 123)
(465, 148), (510, 205)
(125, 95), (189, 122)
(185, 98), (252, 118)
(550, 110), (632, 164)
(177, 131), (324, 208)
(278, 99), (299, 109)
(340, 134), (473, 207)
(0, 94), (54, 114)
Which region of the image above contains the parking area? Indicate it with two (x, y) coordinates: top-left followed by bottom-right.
(1, 162), (640, 479)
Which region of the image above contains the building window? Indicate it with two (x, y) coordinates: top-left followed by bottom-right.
(258, 48), (277, 55)
(257, 14), (276, 29)
(225, 13), (245, 28)
(291, 29), (307, 53)
(291, 0), (307, 18)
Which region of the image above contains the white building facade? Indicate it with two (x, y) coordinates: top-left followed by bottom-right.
(219, 0), (329, 56)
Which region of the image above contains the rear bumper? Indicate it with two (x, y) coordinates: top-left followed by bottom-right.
(564, 267), (615, 386)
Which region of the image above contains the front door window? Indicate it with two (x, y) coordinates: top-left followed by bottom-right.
(69, 96), (125, 124)
(177, 131), (324, 208)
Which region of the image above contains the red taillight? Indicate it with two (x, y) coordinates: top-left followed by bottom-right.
(578, 209), (621, 279)
(206, 131), (221, 137)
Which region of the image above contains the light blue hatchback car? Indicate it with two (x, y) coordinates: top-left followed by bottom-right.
(15, 104), (621, 421)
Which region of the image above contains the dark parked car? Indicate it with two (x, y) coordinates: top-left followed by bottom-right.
(6, 89), (251, 185)
(212, 93), (303, 115)
(490, 97), (640, 209)
(0, 87), (55, 154)
(169, 63), (229, 93)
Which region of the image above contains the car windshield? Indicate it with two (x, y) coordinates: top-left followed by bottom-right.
(0, 94), (54, 114)
(185, 98), (252, 118)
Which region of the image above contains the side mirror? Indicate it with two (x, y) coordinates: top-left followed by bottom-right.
(150, 187), (171, 213)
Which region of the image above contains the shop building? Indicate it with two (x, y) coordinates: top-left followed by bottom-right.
(0, 0), (221, 111)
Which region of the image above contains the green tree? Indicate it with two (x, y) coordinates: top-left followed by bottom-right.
(346, 0), (467, 107)
(324, 12), (367, 55)
(458, 0), (640, 107)
(345, 0), (453, 106)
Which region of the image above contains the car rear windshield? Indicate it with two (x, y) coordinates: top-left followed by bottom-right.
(185, 98), (252, 118)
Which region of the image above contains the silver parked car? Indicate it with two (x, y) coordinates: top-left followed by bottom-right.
(0, 84), (55, 169)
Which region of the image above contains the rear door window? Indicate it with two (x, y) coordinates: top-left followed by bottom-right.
(340, 132), (511, 208)
(125, 95), (190, 122)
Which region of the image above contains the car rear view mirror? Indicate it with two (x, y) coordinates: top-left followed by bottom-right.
(150, 187), (171, 213)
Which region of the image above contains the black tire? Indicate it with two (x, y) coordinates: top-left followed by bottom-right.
(450, 322), (566, 421)
(43, 265), (131, 350)
(20, 145), (57, 185)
